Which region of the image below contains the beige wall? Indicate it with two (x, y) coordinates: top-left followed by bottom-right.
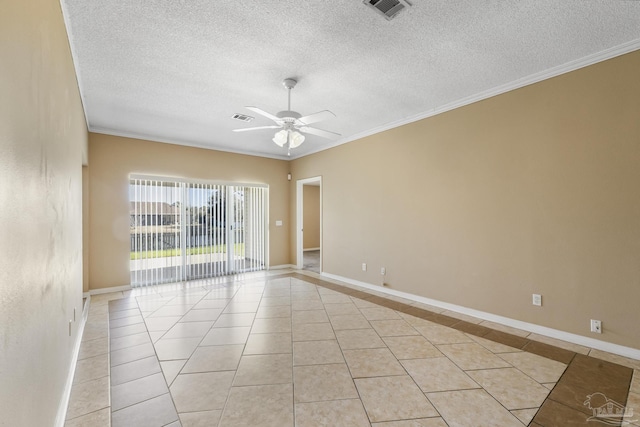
(0, 0), (88, 424)
(291, 51), (640, 349)
(83, 166), (90, 293)
(303, 185), (321, 250)
(87, 133), (290, 289)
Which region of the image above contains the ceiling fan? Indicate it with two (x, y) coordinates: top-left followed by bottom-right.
(233, 78), (341, 155)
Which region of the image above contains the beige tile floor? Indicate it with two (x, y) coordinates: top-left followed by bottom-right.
(64, 270), (640, 427)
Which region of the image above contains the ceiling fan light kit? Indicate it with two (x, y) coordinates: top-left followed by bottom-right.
(233, 78), (340, 156)
(272, 129), (305, 149)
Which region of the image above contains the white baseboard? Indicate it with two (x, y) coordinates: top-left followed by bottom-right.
(269, 264), (296, 270)
(303, 248), (320, 252)
(89, 284), (131, 295)
(321, 272), (640, 361)
(55, 295), (91, 427)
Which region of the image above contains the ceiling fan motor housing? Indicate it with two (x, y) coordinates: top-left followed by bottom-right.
(232, 77), (340, 146)
(282, 78), (297, 90)
(276, 110), (302, 120)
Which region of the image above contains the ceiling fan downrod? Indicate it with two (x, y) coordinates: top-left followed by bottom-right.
(283, 78), (297, 111)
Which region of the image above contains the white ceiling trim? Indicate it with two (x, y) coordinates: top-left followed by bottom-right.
(61, 0), (640, 160)
(89, 127), (290, 161)
(293, 39), (640, 160)
(86, 38), (640, 163)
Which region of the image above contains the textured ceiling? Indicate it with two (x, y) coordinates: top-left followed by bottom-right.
(61, 0), (640, 160)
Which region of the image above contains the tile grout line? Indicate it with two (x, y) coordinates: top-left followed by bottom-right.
(107, 302), (112, 423)
(107, 298), (181, 426)
(288, 278), (297, 427)
(220, 282), (264, 426)
(327, 290), (379, 426)
(282, 272), (636, 427)
(64, 296), (114, 425)
(97, 271), (636, 427)
(288, 273), (519, 423)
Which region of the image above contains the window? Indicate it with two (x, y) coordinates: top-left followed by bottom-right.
(129, 176), (268, 287)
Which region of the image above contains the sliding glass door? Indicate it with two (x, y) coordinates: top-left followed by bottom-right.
(130, 178), (183, 286)
(129, 176), (267, 287)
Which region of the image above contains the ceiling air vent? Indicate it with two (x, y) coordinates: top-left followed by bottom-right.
(232, 113), (254, 122)
(363, 0), (411, 21)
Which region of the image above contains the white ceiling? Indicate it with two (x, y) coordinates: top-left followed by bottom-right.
(60, 0), (640, 160)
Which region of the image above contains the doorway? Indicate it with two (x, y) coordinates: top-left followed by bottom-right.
(296, 177), (322, 273)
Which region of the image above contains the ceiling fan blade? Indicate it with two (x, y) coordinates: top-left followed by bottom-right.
(232, 125), (281, 132)
(299, 126), (341, 140)
(297, 110), (336, 125)
(245, 106), (281, 123)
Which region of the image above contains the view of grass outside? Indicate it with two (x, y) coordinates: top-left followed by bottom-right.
(130, 243), (245, 260)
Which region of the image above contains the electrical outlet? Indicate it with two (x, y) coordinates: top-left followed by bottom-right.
(362, 263), (367, 272)
(590, 319), (602, 334)
(381, 267), (386, 275)
(532, 294), (542, 306)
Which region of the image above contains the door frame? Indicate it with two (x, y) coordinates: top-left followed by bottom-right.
(296, 176), (322, 271)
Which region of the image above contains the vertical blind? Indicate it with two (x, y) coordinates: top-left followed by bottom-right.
(129, 176), (268, 287)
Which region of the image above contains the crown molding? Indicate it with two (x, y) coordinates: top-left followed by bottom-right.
(294, 39), (640, 160)
(88, 128), (292, 161)
(88, 39), (640, 162)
